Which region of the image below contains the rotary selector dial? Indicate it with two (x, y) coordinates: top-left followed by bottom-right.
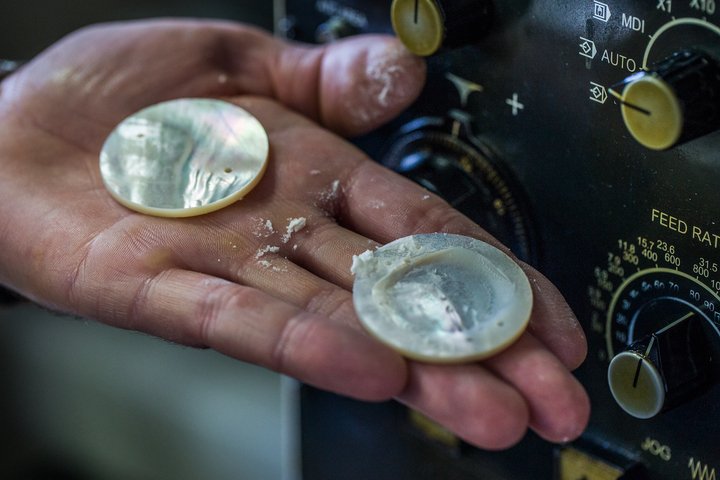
(390, 0), (494, 56)
(381, 112), (535, 264)
(608, 307), (711, 419)
(604, 269), (720, 419)
(615, 49), (720, 150)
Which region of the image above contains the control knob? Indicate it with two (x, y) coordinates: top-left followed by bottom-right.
(608, 314), (711, 419)
(616, 49), (720, 150)
(391, 0), (494, 56)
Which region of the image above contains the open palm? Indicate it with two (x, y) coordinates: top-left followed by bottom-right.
(0, 19), (589, 449)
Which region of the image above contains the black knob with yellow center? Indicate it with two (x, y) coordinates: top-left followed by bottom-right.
(391, 0), (494, 56)
(618, 49), (720, 150)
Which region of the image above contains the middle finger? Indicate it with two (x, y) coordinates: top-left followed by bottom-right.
(175, 215), (590, 448)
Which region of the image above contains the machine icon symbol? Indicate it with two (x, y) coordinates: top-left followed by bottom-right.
(579, 37), (598, 59)
(589, 82), (609, 104)
(594, 1), (612, 22)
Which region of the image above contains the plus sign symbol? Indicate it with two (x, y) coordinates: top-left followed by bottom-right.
(506, 93), (525, 116)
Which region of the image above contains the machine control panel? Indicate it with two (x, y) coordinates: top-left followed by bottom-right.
(278, 1), (720, 478)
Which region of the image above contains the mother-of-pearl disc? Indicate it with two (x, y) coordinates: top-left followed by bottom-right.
(352, 234), (533, 363)
(100, 98), (269, 217)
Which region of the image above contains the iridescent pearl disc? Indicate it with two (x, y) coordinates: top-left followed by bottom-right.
(100, 98), (269, 217)
(352, 234), (533, 363)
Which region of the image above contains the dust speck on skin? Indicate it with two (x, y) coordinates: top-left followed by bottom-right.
(255, 245), (280, 259)
(422, 195), (430, 201)
(329, 180), (341, 197)
(218, 73), (228, 84)
(368, 199), (385, 209)
(258, 259), (288, 273)
(310, 169), (322, 176)
(367, 42), (411, 107)
(317, 180), (342, 205)
(252, 218), (275, 238)
(371, 65), (403, 108)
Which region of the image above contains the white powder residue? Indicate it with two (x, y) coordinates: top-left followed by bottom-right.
(369, 64), (403, 107)
(253, 218), (276, 238)
(318, 180), (341, 204)
(314, 180), (343, 211)
(350, 249), (375, 275)
(282, 217), (307, 244)
(422, 195), (430, 200)
(347, 41), (413, 125)
(310, 169), (322, 176)
(393, 236), (420, 256)
(258, 259), (288, 273)
(256, 245), (280, 259)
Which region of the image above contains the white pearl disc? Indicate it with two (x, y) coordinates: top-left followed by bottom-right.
(100, 98), (269, 217)
(352, 234), (533, 363)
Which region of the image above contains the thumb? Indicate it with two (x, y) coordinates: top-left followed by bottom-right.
(5, 20), (425, 140)
(272, 35), (427, 137)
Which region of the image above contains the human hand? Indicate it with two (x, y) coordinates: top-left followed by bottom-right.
(0, 19), (589, 449)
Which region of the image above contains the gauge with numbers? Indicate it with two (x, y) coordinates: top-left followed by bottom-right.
(588, 214), (720, 419)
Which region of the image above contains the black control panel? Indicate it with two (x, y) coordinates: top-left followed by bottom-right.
(278, 1), (720, 478)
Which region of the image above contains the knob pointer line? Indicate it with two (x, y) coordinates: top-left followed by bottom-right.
(608, 88), (652, 116)
(414, 0), (419, 23)
(632, 311), (696, 389)
(633, 336), (656, 389)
